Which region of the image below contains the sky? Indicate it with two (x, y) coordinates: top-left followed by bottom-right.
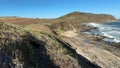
(0, 0), (120, 18)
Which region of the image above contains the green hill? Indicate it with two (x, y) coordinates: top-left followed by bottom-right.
(59, 12), (117, 22)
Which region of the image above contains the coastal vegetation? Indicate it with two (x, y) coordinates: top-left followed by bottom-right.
(0, 12), (119, 68)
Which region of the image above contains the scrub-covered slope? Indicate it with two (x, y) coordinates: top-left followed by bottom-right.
(0, 22), (100, 68)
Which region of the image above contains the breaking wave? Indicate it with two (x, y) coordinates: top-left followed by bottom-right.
(88, 22), (120, 43)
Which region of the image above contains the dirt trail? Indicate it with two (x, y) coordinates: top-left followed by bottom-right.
(61, 30), (78, 37)
(61, 30), (120, 68)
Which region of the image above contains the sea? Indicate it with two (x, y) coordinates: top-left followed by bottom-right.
(84, 22), (120, 43)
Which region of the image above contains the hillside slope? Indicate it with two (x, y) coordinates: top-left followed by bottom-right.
(0, 22), (100, 68)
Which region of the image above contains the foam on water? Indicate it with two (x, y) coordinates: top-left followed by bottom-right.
(88, 22), (120, 43)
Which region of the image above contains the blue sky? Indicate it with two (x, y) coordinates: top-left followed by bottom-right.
(0, 0), (120, 18)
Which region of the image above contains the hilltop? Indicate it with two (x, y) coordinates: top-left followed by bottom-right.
(59, 12), (117, 22)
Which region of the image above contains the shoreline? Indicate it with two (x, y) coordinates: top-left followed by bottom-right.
(82, 22), (120, 43)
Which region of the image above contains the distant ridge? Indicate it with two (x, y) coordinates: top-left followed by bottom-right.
(59, 11), (117, 22)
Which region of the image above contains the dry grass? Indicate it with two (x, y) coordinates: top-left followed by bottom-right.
(0, 22), (81, 68)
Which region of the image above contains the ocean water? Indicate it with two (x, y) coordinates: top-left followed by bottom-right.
(88, 22), (120, 43)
